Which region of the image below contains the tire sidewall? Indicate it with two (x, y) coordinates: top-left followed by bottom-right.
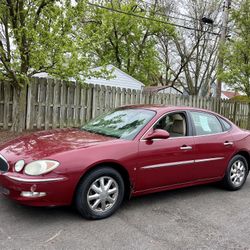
(76, 167), (125, 220)
(225, 155), (248, 190)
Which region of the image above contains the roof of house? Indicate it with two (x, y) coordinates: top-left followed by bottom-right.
(32, 72), (49, 78)
(32, 65), (144, 90)
(85, 65), (144, 90)
(221, 91), (240, 99)
(144, 85), (183, 94)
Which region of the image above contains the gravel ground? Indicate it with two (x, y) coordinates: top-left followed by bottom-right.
(1, 130), (250, 250)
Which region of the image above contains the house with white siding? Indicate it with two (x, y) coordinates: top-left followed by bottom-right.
(33, 65), (144, 91)
(86, 65), (144, 90)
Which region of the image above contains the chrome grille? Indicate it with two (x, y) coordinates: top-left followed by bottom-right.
(0, 155), (9, 172)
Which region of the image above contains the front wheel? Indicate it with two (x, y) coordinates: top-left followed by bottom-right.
(75, 167), (125, 220)
(222, 155), (248, 191)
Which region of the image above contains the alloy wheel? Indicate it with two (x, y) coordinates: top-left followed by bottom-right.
(230, 160), (246, 187)
(87, 176), (119, 213)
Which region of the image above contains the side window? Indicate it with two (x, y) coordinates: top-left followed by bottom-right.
(154, 113), (187, 137)
(219, 117), (232, 131)
(190, 112), (223, 136)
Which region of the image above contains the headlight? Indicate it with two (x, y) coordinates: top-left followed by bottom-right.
(24, 160), (60, 176)
(15, 160), (25, 172)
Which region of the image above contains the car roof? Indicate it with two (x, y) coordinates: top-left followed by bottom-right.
(119, 104), (216, 114)
(119, 105), (234, 125)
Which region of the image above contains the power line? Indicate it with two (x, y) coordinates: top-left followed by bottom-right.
(138, 0), (220, 26)
(139, 0), (225, 31)
(87, 2), (220, 36)
(144, 6), (220, 28)
(141, 5), (203, 24)
(140, 1), (202, 22)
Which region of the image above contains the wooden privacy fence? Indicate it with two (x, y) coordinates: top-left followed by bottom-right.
(0, 78), (250, 130)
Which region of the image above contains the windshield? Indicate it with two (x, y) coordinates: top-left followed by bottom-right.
(82, 108), (156, 140)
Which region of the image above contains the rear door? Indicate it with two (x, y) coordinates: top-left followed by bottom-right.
(189, 111), (235, 179)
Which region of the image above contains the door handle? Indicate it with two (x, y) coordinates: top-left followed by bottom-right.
(180, 145), (192, 150)
(224, 141), (233, 146)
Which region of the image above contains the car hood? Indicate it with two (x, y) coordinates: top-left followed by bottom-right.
(0, 128), (117, 163)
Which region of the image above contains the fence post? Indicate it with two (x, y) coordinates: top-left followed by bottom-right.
(233, 101), (238, 125)
(86, 84), (93, 121)
(25, 80), (33, 130)
(3, 83), (10, 129)
(44, 79), (51, 130)
(91, 85), (97, 119)
(52, 79), (59, 129)
(247, 103), (250, 130)
(59, 80), (66, 128)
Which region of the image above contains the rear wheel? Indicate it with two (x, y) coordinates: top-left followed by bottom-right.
(75, 167), (125, 220)
(222, 155), (248, 190)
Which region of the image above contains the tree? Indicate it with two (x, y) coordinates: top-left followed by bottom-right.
(82, 0), (174, 85)
(220, 0), (250, 98)
(155, 0), (221, 96)
(0, 0), (101, 131)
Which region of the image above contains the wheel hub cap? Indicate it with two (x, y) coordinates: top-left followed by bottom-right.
(230, 160), (246, 187)
(87, 176), (119, 213)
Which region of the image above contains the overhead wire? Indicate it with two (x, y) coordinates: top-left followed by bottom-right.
(87, 2), (221, 36)
(138, 0), (221, 26)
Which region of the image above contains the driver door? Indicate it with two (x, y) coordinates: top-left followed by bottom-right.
(136, 111), (196, 191)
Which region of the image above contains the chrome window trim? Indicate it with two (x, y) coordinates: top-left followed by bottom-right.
(192, 130), (229, 138)
(5, 175), (65, 183)
(141, 136), (193, 142)
(142, 157), (225, 170)
(141, 130), (230, 142)
(0, 154), (9, 172)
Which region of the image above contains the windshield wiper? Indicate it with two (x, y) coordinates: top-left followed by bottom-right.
(82, 128), (119, 138)
(104, 134), (120, 138)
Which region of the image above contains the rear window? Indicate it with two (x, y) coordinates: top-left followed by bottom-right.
(219, 118), (232, 131)
(190, 111), (223, 136)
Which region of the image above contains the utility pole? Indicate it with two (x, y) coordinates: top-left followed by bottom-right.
(216, 0), (231, 98)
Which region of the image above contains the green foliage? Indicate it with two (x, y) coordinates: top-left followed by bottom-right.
(232, 95), (250, 103)
(0, 0), (175, 87)
(83, 0), (175, 85)
(220, 0), (250, 97)
(0, 0), (108, 87)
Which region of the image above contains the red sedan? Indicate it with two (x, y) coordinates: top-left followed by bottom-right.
(0, 105), (249, 219)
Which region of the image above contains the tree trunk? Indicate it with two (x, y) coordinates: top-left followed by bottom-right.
(11, 83), (27, 132)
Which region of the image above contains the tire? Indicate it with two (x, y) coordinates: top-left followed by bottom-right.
(222, 155), (249, 191)
(75, 166), (125, 220)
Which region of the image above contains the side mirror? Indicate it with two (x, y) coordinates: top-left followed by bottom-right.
(144, 129), (170, 140)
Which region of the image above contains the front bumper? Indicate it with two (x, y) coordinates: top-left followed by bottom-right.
(0, 172), (74, 206)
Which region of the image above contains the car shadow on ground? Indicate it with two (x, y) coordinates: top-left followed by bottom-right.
(0, 182), (226, 222)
